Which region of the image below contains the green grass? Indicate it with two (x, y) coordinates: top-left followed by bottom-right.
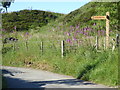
(2, 38), (118, 86)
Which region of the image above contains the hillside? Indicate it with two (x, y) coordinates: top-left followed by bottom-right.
(63, 2), (118, 31)
(37, 2), (119, 38)
(2, 9), (64, 32)
(2, 2), (119, 32)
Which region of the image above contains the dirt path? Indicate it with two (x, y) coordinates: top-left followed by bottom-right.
(2, 66), (112, 88)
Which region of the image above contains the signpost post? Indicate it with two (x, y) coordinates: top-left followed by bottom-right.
(91, 12), (110, 49)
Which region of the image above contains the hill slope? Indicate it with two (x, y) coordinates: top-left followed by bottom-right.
(38, 2), (119, 37)
(2, 9), (64, 32)
(63, 2), (118, 31)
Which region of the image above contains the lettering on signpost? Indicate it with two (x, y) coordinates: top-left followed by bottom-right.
(91, 16), (106, 20)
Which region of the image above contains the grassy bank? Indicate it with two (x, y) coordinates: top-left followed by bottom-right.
(2, 39), (118, 86)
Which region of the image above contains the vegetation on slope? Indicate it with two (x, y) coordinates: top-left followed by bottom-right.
(2, 9), (64, 32)
(2, 1), (119, 87)
(63, 2), (118, 31)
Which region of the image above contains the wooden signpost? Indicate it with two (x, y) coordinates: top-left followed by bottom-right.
(91, 12), (110, 49)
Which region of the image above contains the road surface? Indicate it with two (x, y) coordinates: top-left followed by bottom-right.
(1, 66), (113, 88)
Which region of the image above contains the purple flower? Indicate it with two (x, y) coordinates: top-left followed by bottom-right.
(83, 28), (87, 31)
(14, 26), (16, 30)
(98, 30), (101, 36)
(80, 31), (83, 34)
(24, 32), (29, 37)
(70, 25), (73, 28)
(26, 32), (29, 35)
(64, 32), (67, 35)
(76, 30), (80, 33)
(66, 39), (71, 42)
(84, 32), (88, 36)
(1, 29), (6, 32)
(87, 27), (92, 31)
(73, 37), (77, 41)
(110, 30), (112, 32)
(97, 30), (105, 36)
(74, 33), (78, 38)
(101, 30), (105, 36)
(76, 25), (79, 29)
(93, 23), (96, 26)
(66, 38), (72, 45)
(67, 32), (70, 36)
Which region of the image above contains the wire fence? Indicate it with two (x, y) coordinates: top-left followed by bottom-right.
(2, 34), (119, 57)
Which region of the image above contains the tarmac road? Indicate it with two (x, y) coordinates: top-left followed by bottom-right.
(1, 66), (114, 89)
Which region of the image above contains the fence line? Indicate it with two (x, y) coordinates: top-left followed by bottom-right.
(3, 35), (119, 57)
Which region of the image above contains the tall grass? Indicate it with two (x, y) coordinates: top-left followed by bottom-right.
(2, 38), (118, 86)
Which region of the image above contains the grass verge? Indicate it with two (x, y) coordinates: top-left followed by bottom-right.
(2, 42), (118, 87)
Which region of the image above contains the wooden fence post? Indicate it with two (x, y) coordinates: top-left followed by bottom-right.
(77, 39), (80, 47)
(112, 38), (116, 52)
(25, 41), (28, 51)
(13, 42), (15, 51)
(116, 34), (119, 47)
(40, 41), (43, 54)
(95, 36), (99, 50)
(104, 37), (106, 50)
(61, 40), (64, 58)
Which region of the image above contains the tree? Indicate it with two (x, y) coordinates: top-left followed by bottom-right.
(0, 2), (4, 13)
(0, 8), (5, 13)
(1, 0), (14, 13)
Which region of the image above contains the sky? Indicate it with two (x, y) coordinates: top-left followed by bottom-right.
(7, 1), (90, 14)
